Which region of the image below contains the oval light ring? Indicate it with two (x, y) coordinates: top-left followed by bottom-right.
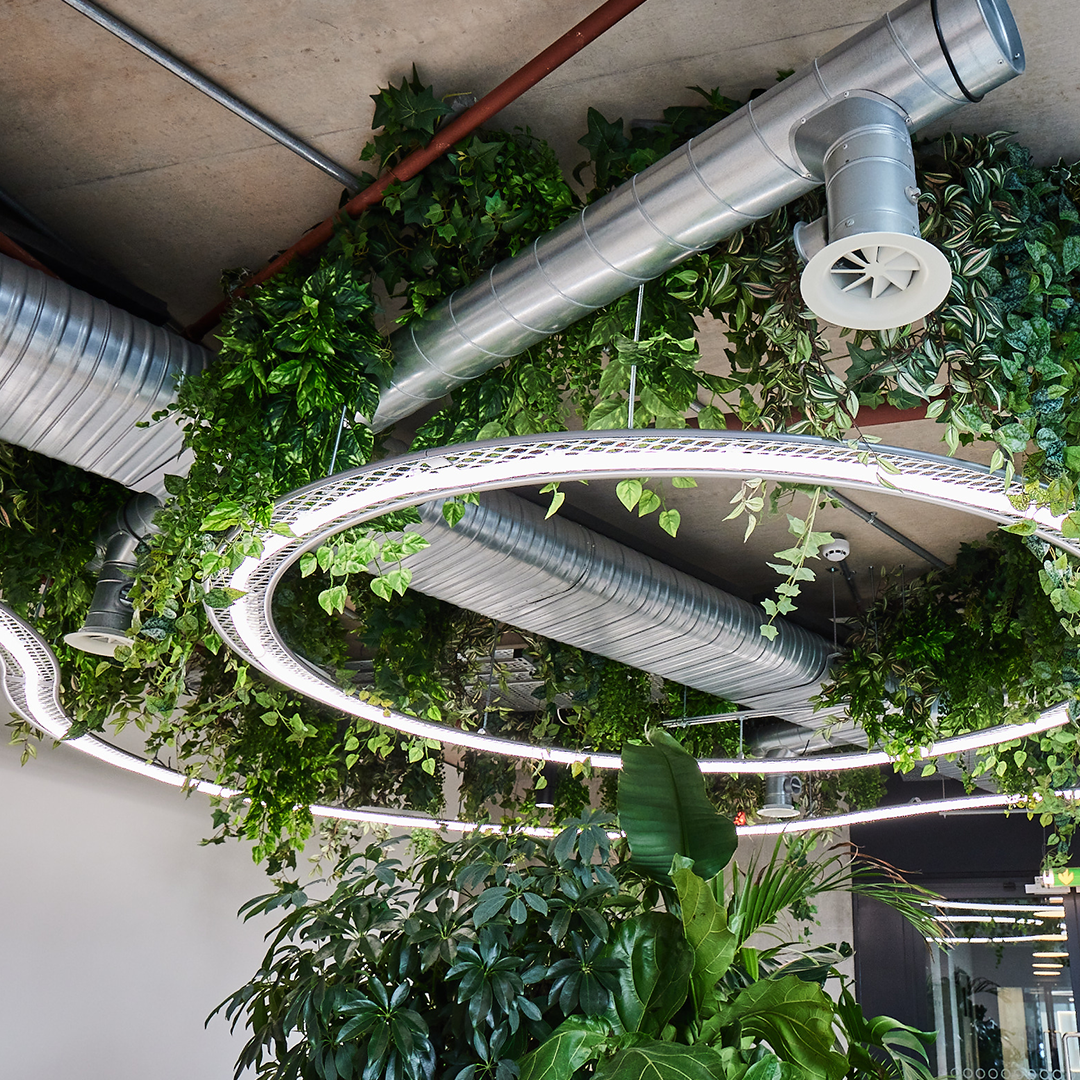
(0, 601), (1059, 837)
(200, 430), (1075, 773)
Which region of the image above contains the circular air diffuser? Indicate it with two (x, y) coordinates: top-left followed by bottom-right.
(800, 231), (951, 331)
(63, 628), (131, 657)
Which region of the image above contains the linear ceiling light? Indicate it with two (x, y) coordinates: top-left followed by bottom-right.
(929, 935), (1069, 945)
(3, 603), (1067, 836)
(934, 902), (1065, 916)
(201, 432), (1075, 772)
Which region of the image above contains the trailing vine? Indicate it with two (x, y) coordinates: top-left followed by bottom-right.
(7, 68), (1080, 864)
(821, 529), (1080, 856)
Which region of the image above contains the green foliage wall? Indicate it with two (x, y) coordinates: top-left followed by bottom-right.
(6, 71), (1080, 862)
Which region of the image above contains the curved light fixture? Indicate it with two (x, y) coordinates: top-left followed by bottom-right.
(200, 431), (1075, 771)
(0, 601), (1061, 838)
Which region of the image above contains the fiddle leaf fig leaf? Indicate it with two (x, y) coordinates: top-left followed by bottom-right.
(518, 1017), (611, 1080)
(714, 976), (847, 1080)
(593, 1041), (728, 1080)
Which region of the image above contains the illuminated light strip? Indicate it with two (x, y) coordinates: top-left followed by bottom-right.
(944, 916), (1045, 924)
(5, 604), (1073, 838)
(928, 935), (1069, 944)
(199, 431), (1076, 774)
(1033, 951), (1070, 957)
(933, 901), (1065, 915)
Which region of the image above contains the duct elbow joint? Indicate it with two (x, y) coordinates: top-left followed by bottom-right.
(793, 92), (951, 330)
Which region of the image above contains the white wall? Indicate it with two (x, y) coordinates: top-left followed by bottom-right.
(0, 734), (276, 1079)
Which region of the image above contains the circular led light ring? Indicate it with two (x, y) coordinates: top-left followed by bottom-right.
(0, 600), (1048, 837)
(201, 430), (1076, 773)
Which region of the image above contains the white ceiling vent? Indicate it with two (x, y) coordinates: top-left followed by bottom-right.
(794, 92), (953, 330)
(801, 231), (952, 331)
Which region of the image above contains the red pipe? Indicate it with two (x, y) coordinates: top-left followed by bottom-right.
(185, 0), (651, 341)
(0, 232), (59, 279)
(688, 400), (933, 431)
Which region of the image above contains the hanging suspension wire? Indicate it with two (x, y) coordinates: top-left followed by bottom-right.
(627, 284), (644, 429)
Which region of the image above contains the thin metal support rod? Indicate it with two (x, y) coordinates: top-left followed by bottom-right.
(627, 284), (643, 429)
(60, 0), (359, 192)
(839, 559), (862, 611)
(327, 402), (348, 476)
(830, 567), (838, 651)
(480, 621), (500, 732)
(828, 488), (948, 570)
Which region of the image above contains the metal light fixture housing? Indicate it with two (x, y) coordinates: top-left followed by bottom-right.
(64, 493), (161, 657)
(759, 773), (803, 819)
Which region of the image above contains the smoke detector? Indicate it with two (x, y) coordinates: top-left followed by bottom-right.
(821, 536), (851, 563)
(800, 231), (951, 331)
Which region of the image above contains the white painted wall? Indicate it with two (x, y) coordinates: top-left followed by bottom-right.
(0, 735), (275, 1079)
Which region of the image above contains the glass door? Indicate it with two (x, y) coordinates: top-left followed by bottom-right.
(927, 899), (1074, 1080)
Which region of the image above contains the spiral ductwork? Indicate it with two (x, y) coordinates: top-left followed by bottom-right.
(371, 0), (1023, 430)
(380, 488), (842, 725)
(0, 254), (210, 495)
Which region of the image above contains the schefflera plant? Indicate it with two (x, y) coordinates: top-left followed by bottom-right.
(214, 729), (939, 1080)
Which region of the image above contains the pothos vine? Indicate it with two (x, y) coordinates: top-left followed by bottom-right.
(3, 70), (1080, 864)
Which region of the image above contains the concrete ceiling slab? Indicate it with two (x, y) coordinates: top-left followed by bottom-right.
(4, 0), (1078, 321)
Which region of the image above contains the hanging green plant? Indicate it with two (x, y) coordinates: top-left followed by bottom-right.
(821, 529), (1080, 857)
(9, 65), (1080, 864)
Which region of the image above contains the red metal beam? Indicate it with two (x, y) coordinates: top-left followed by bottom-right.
(185, 0), (651, 341)
(0, 232), (59, 278)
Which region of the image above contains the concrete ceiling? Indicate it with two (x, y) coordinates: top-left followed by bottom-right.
(0, 0), (1071, 637)
(3, 0), (1079, 327)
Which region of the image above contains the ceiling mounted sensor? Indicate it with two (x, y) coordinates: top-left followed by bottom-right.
(794, 94), (952, 330)
(821, 535), (852, 563)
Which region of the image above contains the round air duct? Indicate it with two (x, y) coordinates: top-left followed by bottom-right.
(794, 93), (952, 330)
(64, 493), (161, 657)
(759, 773), (803, 819)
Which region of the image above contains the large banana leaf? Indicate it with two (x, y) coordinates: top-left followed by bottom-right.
(618, 729), (737, 882)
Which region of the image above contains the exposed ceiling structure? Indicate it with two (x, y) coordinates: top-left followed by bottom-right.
(2, 0), (1078, 791)
(3, 0), (1077, 329)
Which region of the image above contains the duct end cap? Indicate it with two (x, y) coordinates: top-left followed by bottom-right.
(63, 628), (130, 657)
(800, 231), (951, 330)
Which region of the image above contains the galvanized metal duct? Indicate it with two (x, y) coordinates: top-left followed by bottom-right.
(371, 0), (1024, 431)
(0, 253), (210, 496)
(384, 488), (842, 726)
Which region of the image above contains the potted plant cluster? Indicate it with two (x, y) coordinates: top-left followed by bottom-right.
(215, 731), (940, 1080)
